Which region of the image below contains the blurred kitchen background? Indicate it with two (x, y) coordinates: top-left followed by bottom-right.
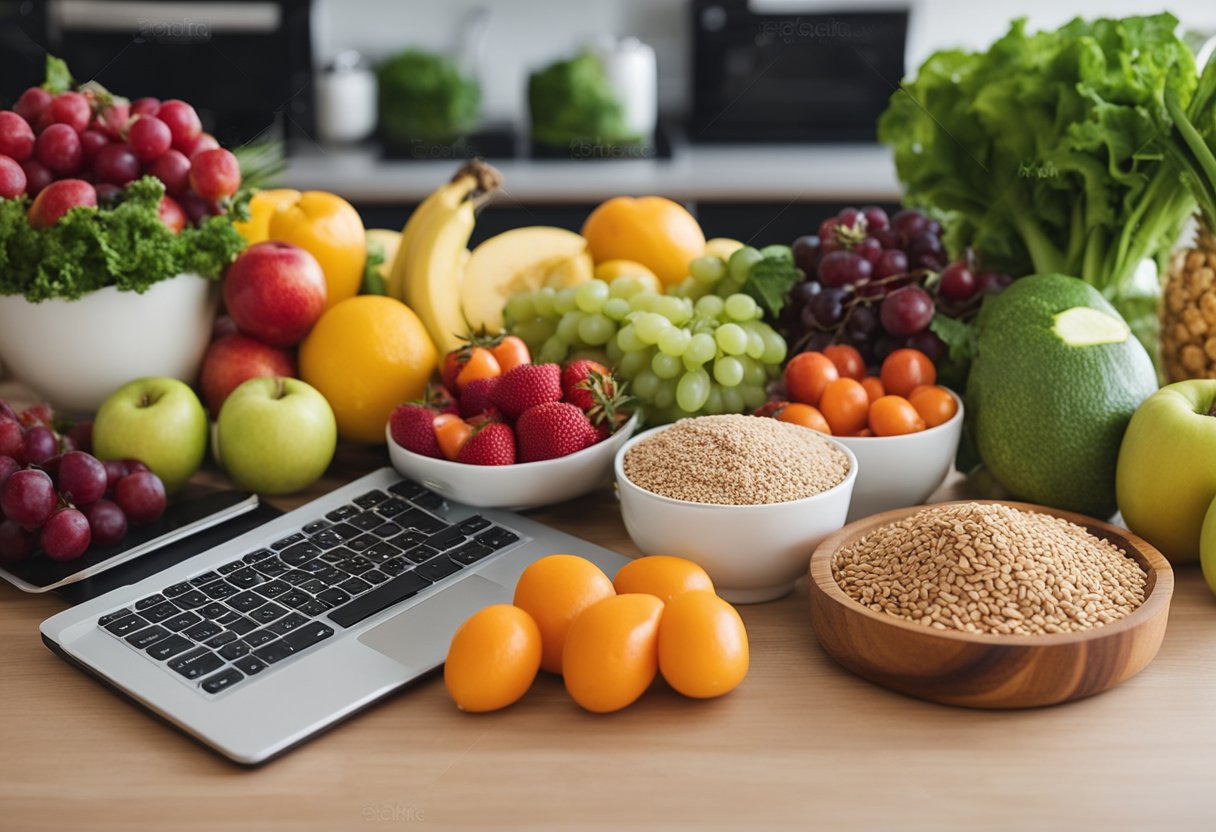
(2, 0), (1215, 242)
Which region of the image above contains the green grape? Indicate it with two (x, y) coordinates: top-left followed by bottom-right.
(628, 292), (658, 313)
(568, 348), (609, 366)
(512, 317), (556, 350)
(674, 277), (710, 301)
(609, 277), (645, 299)
(533, 287), (557, 317)
(676, 369), (711, 412)
(554, 287), (578, 315)
(617, 348), (650, 379)
(635, 312), (670, 345)
(556, 310), (587, 344)
(724, 293), (757, 321)
(657, 327), (691, 357)
(605, 337), (624, 363)
(654, 380), (676, 409)
(760, 329), (787, 365)
(715, 323), (748, 355)
(720, 386), (744, 414)
(740, 356), (767, 387)
(617, 324), (646, 353)
(760, 243), (793, 262)
(575, 280), (610, 313)
(694, 294), (725, 320)
(686, 332), (717, 365)
(651, 351), (683, 379)
(690, 255), (726, 284)
(704, 384), (725, 415)
(682, 353), (706, 372)
(713, 355), (744, 387)
(745, 328), (765, 359)
(652, 295), (691, 325)
(578, 313), (614, 346)
(504, 293), (535, 323)
(715, 278), (743, 297)
(538, 336), (569, 364)
(603, 297), (631, 321)
(634, 370), (661, 399)
(727, 246), (763, 281)
(741, 384), (768, 410)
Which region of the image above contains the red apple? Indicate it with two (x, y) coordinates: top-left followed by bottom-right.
(158, 194), (186, 233)
(28, 179), (97, 228)
(199, 333), (297, 416)
(223, 242), (327, 346)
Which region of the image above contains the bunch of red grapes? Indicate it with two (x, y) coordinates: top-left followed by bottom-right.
(779, 206), (1013, 368)
(0, 400), (166, 564)
(0, 86), (241, 229)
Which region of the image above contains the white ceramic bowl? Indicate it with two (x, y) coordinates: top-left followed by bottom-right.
(614, 425), (858, 604)
(832, 390), (964, 522)
(0, 273), (218, 414)
(386, 412), (640, 510)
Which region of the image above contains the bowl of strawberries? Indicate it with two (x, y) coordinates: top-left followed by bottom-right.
(386, 354), (639, 510)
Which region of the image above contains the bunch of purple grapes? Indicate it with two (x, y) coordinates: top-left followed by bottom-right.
(779, 206), (1013, 367)
(0, 400), (166, 564)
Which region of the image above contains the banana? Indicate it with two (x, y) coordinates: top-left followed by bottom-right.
(387, 183), (448, 301)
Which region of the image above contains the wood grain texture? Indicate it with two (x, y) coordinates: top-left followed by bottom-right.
(809, 501), (1173, 709)
(2, 383), (1216, 830)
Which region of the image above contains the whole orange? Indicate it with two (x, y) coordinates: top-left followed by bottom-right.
(562, 594), (664, 713)
(658, 590), (749, 699)
(614, 556), (714, 603)
(267, 190), (367, 310)
(581, 196), (705, 288)
(444, 605), (542, 712)
(299, 295), (438, 443)
(512, 555), (616, 674)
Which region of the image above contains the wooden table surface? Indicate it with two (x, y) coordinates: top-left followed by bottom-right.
(1, 389), (1215, 830)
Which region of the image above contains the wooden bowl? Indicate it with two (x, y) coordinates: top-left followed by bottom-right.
(808, 500), (1173, 709)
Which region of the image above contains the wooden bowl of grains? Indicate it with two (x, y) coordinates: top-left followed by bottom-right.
(808, 500), (1173, 709)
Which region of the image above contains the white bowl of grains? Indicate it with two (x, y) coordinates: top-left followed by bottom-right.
(615, 414), (857, 603)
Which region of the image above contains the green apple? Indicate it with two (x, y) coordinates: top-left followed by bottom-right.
(1116, 380), (1216, 563)
(217, 377), (336, 496)
(93, 377), (208, 494)
(1200, 496), (1216, 597)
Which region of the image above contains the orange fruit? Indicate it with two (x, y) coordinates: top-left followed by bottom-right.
(657, 590), (749, 699)
(614, 556), (715, 603)
(444, 605), (542, 713)
(233, 188), (301, 245)
(908, 385), (958, 428)
(299, 295), (438, 443)
(868, 395), (926, 436)
(562, 594), (664, 713)
(581, 196), (705, 287)
(513, 555), (616, 674)
(266, 190), (367, 310)
(775, 402), (831, 434)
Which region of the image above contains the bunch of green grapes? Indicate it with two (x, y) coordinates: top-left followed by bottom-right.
(504, 277), (787, 423)
(668, 244), (792, 301)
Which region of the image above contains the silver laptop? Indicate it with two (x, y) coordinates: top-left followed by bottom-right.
(40, 467), (630, 765)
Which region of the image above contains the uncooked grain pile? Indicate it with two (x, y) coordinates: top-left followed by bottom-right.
(831, 503), (1147, 636)
(622, 414), (850, 505)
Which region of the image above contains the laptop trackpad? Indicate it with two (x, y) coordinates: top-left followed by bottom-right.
(357, 575), (509, 671)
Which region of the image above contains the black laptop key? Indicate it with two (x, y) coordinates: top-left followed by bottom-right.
(313, 529), (345, 548)
(134, 594), (165, 611)
(298, 599), (331, 617)
(388, 479), (425, 499)
(281, 570), (312, 586)
(312, 567), (348, 585)
(328, 571), (432, 628)
(457, 515), (492, 535)
(217, 560), (244, 575)
(254, 580), (291, 599)
(302, 519), (330, 534)
(233, 655), (266, 675)
(376, 497), (409, 517)
(326, 504), (359, 521)
(242, 628), (277, 648)
(337, 555), (372, 573)
(476, 527), (519, 548)
(402, 544), (439, 564)
(172, 589), (209, 609)
(164, 582), (192, 598)
(348, 512), (383, 531)
(201, 668), (244, 694)
(267, 612), (308, 636)
(371, 522), (403, 539)
(249, 603), (288, 624)
(338, 576), (373, 595)
(363, 569), (389, 585)
(299, 578), (329, 595)
(397, 509), (445, 534)
(125, 625), (170, 648)
(243, 548), (275, 564)
(426, 526), (465, 550)
(220, 613), (257, 635)
(315, 587), (351, 607)
(254, 558), (289, 578)
(278, 589), (312, 609)
(280, 541), (322, 565)
(271, 533), (305, 550)
(364, 542), (400, 563)
(450, 542), (494, 565)
(146, 634), (193, 660)
(416, 555), (462, 582)
(198, 603), (229, 620)
(227, 568), (264, 589)
(203, 581), (239, 600)
(173, 650), (223, 680)
(207, 630), (238, 647)
(167, 647), (209, 672)
(164, 611), (202, 632)
(354, 490), (389, 508)
(104, 614), (148, 636)
(98, 608), (133, 626)
(183, 620), (223, 642)
(140, 601), (181, 624)
(254, 640), (294, 665)
(227, 591), (264, 613)
(414, 490), (445, 511)
(283, 621), (335, 652)
(390, 530), (429, 550)
(218, 640), (251, 660)
(189, 571), (220, 587)
(380, 558), (408, 575)
(347, 533), (378, 552)
(299, 559), (327, 574)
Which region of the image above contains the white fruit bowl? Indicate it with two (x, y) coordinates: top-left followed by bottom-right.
(385, 411), (640, 510)
(831, 389), (965, 522)
(0, 273), (219, 414)
(614, 425), (858, 604)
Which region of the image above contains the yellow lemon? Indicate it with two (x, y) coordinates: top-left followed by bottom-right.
(233, 188), (301, 245)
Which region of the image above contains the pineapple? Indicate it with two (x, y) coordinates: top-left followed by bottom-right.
(1162, 227), (1216, 381)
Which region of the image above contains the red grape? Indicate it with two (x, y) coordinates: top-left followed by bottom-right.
(976, 270), (1013, 295)
(79, 128), (109, 164)
(856, 237), (883, 265)
(891, 209), (930, 240)
(0, 468), (56, 528)
(0, 456), (18, 487)
(159, 194), (186, 233)
(41, 507), (91, 561)
(159, 100), (202, 148)
(27, 179), (97, 228)
(837, 207), (861, 228)
(114, 471), (166, 526)
(48, 92), (91, 133)
(188, 148), (240, 200)
(0, 419), (22, 461)
(789, 280), (820, 308)
(906, 330), (946, 363)
(35, 123), (83, 175)
(146, 148), (190, 193)
(94, 183), (122, 205)
(127, 115), (171, 161)
(792, 235), (820, 275)
(20, 403), (53, 428)
(102, 460), (128, 491)
(861, 205), (889, 231)
(0, 111), (35, 162)
(874, 249), (909, 280)
(92, 101), (130, 140)
(83, 499), (127, 546)
(880, 285), (935, 336)
(0, 154), (26, 198)
(818, 217), (841, 242)
(92, 143), (141, 186)
(818, 250), (872, 288)
(844, 303), (879, 339)
(58, 451), (107, 506)
(15, 87), (53, 124)
(802, 332), (834, 354)
(808, 287), (849, 328)
(872, 228), (903, 249)
(124, 459), (150, 474)
(131, 97), (161, 117)
(908, 234), (946, 271)
(0, 519), (35, 563)
(938, 261), (977, 301)
(22, 426), (58, 466)
(179, 132), (219, 159)
(0, 401), (15, 422)
(19, 159), (52, 196)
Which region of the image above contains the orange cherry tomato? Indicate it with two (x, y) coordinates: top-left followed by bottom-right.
(868, 395), (926, 436)
(908, 385), (958, 428)
(860, 376), (885, 404)
(775, 402), (832, 434)
(434, 413), (474, 460)
(783, 352), (838, 406)
(880, 349), (936, 398)
(818, 378), (869, 436)
(491, 336), (531, 374)
(822, 345), (866, 381)
(455, 347), (502, 392)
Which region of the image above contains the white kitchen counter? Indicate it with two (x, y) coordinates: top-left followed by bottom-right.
(278, 142), (901, 204)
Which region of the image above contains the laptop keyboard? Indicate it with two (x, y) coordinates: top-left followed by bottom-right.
(96, 479), (521, 697)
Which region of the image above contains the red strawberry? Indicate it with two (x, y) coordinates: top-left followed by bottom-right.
(428, 384), (459, 415)
(516, 401), (598, 462)
(456, 421), (516, 465)
(561, 359), (613, 412)
(389, 404), (441, 458)
(459, 376), (500, 418)
(491, 363), (562, 421)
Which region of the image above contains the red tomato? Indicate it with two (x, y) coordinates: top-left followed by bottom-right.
(823, 345), (866, 381)
(860, 376), (885, 404)
(908, 385), (958, 428)
(880, 349), (936, 398)
(818, 378), (869, 435)
(868, 395), (926, 436)
(783, 352), (839, 406)
(775, 402), (831, 434)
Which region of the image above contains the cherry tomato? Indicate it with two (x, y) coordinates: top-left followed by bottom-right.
(819, 378), (869, 435)
(433, 413), (474, 460)
(490, 335), (530, 374)
(880, 348), (936, 398)
(860, 376), (885, 404)
(455, 347), (502, 392)
(823, 344), (866, 381)
(868, 395), (926, 436)
(783, 352), (839, 406)
(908, 385), (958, 428)
(775, 402), (831, 434)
